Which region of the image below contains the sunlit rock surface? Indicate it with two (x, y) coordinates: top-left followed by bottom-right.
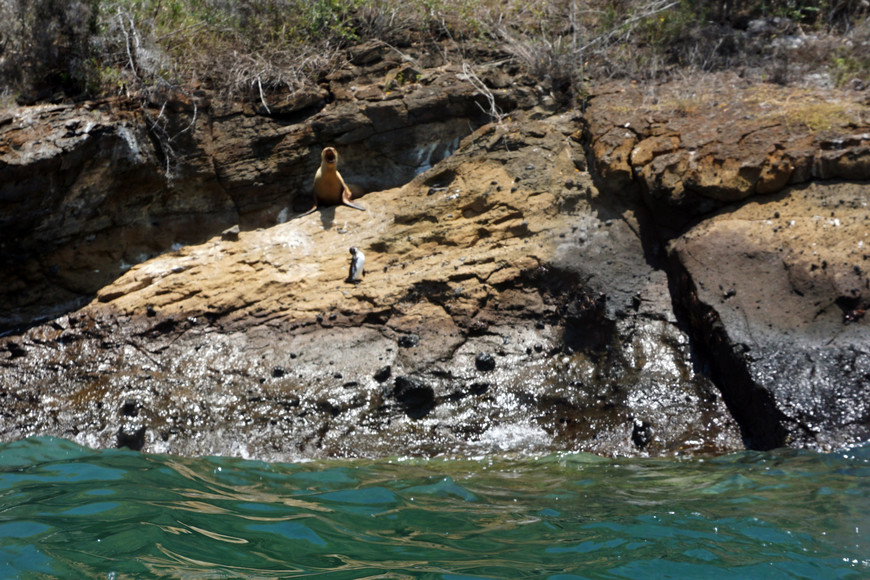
(0, 40), (530, 332)
(0, 112), (742, 460)
(1, 53), (867, 459)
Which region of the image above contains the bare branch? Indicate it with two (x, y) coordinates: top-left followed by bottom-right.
(457, 62), (505, 123)
(256, 76), (271, 115)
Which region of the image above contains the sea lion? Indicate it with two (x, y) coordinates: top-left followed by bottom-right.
(300, 147), (366, 216)
(347, 247), (365, 283)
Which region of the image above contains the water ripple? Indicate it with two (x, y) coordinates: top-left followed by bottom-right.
(0, 437), (867, 578)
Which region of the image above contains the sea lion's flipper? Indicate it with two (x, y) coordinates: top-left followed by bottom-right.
(341, 185), (366, 211)
(343, 199), (366, 211)
(341, 186), (366, 211)
(296, 194), (319, 218)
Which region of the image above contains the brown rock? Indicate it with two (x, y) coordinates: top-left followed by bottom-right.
(0, 108), (742, 460)
(582, 76), (870, 225)
(384, 63), (422, 92)
(0, 48), (518, 332)
(5, 53), (865, 462)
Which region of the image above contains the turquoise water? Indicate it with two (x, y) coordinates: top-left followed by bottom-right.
(0, 437), (867, 579)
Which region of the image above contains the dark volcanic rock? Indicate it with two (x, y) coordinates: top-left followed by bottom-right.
(474, 352), (496, 372)
(398, 334), (420, 348)
(117, 423), (147, 451)
(121, 399), (141, 418)
(373, 366), (392, 383)
(669, 182), (870, 450)
(393, 376), (436, 420)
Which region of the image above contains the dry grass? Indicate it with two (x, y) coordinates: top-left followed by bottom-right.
(637, 73), (729, 116)
(745, 85), (870, 132)
(598, 72), (870, 137)
(653, 90), (719, 117)
(1, 0), (868, 105)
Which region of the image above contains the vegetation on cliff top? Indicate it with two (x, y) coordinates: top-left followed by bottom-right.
(0, 0), (868, 105)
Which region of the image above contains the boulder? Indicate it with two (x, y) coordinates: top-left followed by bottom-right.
(669, 181), (869, 449)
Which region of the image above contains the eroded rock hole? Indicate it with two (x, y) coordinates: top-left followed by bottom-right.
(294, 118), (474, 213)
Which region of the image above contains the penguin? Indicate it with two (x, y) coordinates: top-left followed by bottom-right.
(347, 247), (365, 283)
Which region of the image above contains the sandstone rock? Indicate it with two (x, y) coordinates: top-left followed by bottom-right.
(0, 42), (533, 335)
(2, 56), (866, 461)
(0, 110), (742, 460)
(582, 76), (870, 231)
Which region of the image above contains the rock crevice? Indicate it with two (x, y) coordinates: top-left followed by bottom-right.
(580, 77), (869, 451)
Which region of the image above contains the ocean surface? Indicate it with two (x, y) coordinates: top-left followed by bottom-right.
(0, 437), (867, 579)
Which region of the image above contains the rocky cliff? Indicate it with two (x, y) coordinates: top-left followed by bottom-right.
(584, 76), (870, 451)
(1, 42), (867, 460)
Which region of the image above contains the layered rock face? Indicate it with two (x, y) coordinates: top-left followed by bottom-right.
(584, 77), (870, 451)
(0, 112), (742, 459)
(0, 41), (525, 332)
(669, 182), (869, 450)
(0, 46), (867, 459)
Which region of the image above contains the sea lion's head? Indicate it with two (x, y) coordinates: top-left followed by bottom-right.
(321, 147), (338, 166)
